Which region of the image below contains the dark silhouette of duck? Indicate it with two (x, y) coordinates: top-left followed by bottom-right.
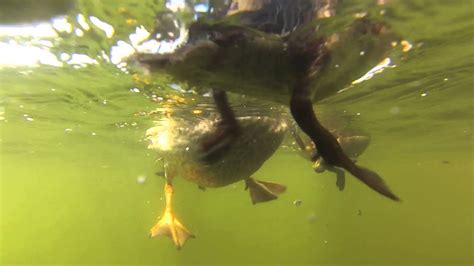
(135, 0), (400, 210)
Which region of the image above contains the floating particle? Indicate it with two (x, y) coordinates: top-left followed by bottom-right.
(126, 18), (137, 25)
(75, 28), (84, 37)
(421, 92), (428, 97)
(185, 147), (190, 151)
(293, 199), (302, 206)
(130, 87), (140, 93)
(401, 40), (413, 52)
(136, 175), (147, 185)
(356, 112), (361, 116)
(51, 88), (56, 92)
(359, 51), (365, 56)
(443, 78), (449, 81)
(102, 99), (108, 105)
(23, 114), (34, 121)
(354, 12), (367, 18)
(64, 128), (73, 133)
(91, 132), (97, 136)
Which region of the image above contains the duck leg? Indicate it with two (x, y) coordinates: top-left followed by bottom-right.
(289, 80), (400, 201)
(200, 89), (241, 162)
(150, 163), (194, 249)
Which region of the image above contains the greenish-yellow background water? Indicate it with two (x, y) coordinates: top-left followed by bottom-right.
(1, 0), (473, 264)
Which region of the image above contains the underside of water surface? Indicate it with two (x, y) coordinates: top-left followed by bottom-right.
(0, 0), (473, 265)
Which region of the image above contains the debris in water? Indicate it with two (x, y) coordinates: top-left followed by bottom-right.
(401, 40), (413, 52)
(293, 199), (302, 207)
(137, 175), (147, 184)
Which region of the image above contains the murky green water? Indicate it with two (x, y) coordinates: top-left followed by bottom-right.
(1, 0), (473, 265)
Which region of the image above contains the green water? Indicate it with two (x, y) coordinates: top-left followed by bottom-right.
(1, 0), (473, 265)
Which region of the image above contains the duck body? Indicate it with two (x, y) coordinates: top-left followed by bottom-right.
(147, 113), (288, 188)
(146, 109), (289, 249)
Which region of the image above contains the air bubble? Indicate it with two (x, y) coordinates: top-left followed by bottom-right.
(293, 199), (302, 206)
(137, 175), (147, 184)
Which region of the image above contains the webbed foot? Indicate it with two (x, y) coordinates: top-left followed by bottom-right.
(150, 183), (195, 249)
(150, 210), (195, 249)
(327, 166), (346, 191)
(245, 178), (286, 204)
(313, 158), (346, 191)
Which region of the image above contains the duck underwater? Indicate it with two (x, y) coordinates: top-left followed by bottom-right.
(134, 0), (402, 249)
